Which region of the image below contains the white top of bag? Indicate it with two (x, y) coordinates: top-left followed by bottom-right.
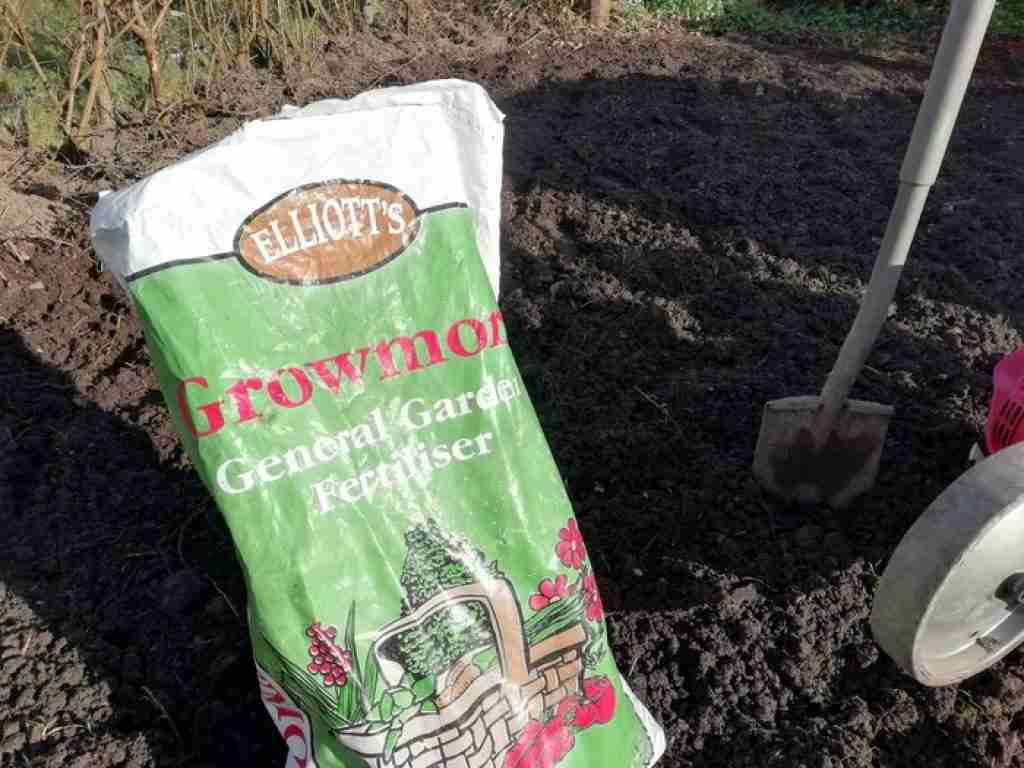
(91, 79), (505, 295)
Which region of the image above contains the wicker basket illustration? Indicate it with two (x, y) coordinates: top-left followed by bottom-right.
(337, 578), (588, 768)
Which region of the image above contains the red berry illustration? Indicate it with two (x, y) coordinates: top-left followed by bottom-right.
(304, 621), (353, 687)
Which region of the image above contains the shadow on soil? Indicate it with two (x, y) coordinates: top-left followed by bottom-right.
(0, 329), (282, 766)
(490, 68), (1024, 767)
(492, 70), (1022, 602)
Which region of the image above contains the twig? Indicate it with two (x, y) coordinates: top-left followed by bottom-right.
(173, 507), (204, 567)
(368, 49), (427, 88)
(638, 534), (659, 555)
(0, 149), (28, 178)
(627, 653), (641, 678)
(112, 0), (173, 110)
(141, 686), (185, 751)
(5, 241), (28, 263)
(78, 0), (109, 137)
(207, 577), (241, 621)
(65, 42), (86, 134)
(0, 0), (63, 114)
(513, 28), (545, 51)
(64, 3), (89, 135)
(634, 385), (685, 437)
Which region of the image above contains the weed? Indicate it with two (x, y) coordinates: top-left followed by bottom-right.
(992, 0), (1024, 36)
(694, 0), (942, 48)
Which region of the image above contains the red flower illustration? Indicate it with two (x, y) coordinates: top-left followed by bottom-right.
(529, 575), (569, 611)
(558, 696), (599, 731)
(581, 677), (616, 725)
(505, 720), (543, 768)
(305, 621), (353, 687)
(556, 677), (617, 730)
(504, 716), (575, 768)
(556, 519), (587, 570)
(581, 575), (604, 622)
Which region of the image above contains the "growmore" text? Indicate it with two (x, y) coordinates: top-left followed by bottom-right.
(176, 311), (506, 439)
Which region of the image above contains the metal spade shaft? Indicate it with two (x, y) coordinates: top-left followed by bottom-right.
(813, 0), (994, 444)
(752, 0), (995, 508)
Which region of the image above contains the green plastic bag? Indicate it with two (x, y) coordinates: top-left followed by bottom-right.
(90, 80), (664, 768)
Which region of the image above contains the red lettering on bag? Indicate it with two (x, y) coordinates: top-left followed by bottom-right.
(176, 377), (225, 438)
(182, 312), (507, 438)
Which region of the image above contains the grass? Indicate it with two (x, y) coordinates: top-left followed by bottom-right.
(710, 1), (939, 47)
(992, 0), (1024, 35)
(638, 0), (1024, 48)
(640, 0), (941, 47)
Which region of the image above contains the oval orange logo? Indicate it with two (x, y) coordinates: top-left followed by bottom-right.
(234, 180), (420, 284)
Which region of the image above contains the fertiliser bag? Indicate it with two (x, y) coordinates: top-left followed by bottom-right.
(90, 79), (665, 768)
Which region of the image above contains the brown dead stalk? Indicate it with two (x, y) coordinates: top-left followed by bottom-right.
(78, 0), (112, 137)
(111, 0), (173, 110)
(0, 0), (63, 113)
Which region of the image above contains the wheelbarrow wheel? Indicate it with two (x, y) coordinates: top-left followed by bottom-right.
(871, 442), (1024, 686)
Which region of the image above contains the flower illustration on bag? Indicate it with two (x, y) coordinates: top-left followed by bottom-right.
(575, 676), (616, 726)
(305, 621), (353, 686)
(556, 519), (587, 570)
(269, 521), (618, 768)
(504, 715), (575, 768)
(535, 518), (607, 628)
(505, 676), (618, 768)
(504, 517), (615, 768)
(581, 575), (605, 623)
(529, 575), (569, 611)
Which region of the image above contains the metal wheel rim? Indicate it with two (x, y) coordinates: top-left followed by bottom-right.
(871, 442), (1024, 686)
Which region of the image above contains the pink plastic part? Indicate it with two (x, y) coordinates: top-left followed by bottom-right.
(986, 347), (1024, 455)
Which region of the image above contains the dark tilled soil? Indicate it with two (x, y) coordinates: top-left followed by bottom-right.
(2, 24), (1024, 768)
